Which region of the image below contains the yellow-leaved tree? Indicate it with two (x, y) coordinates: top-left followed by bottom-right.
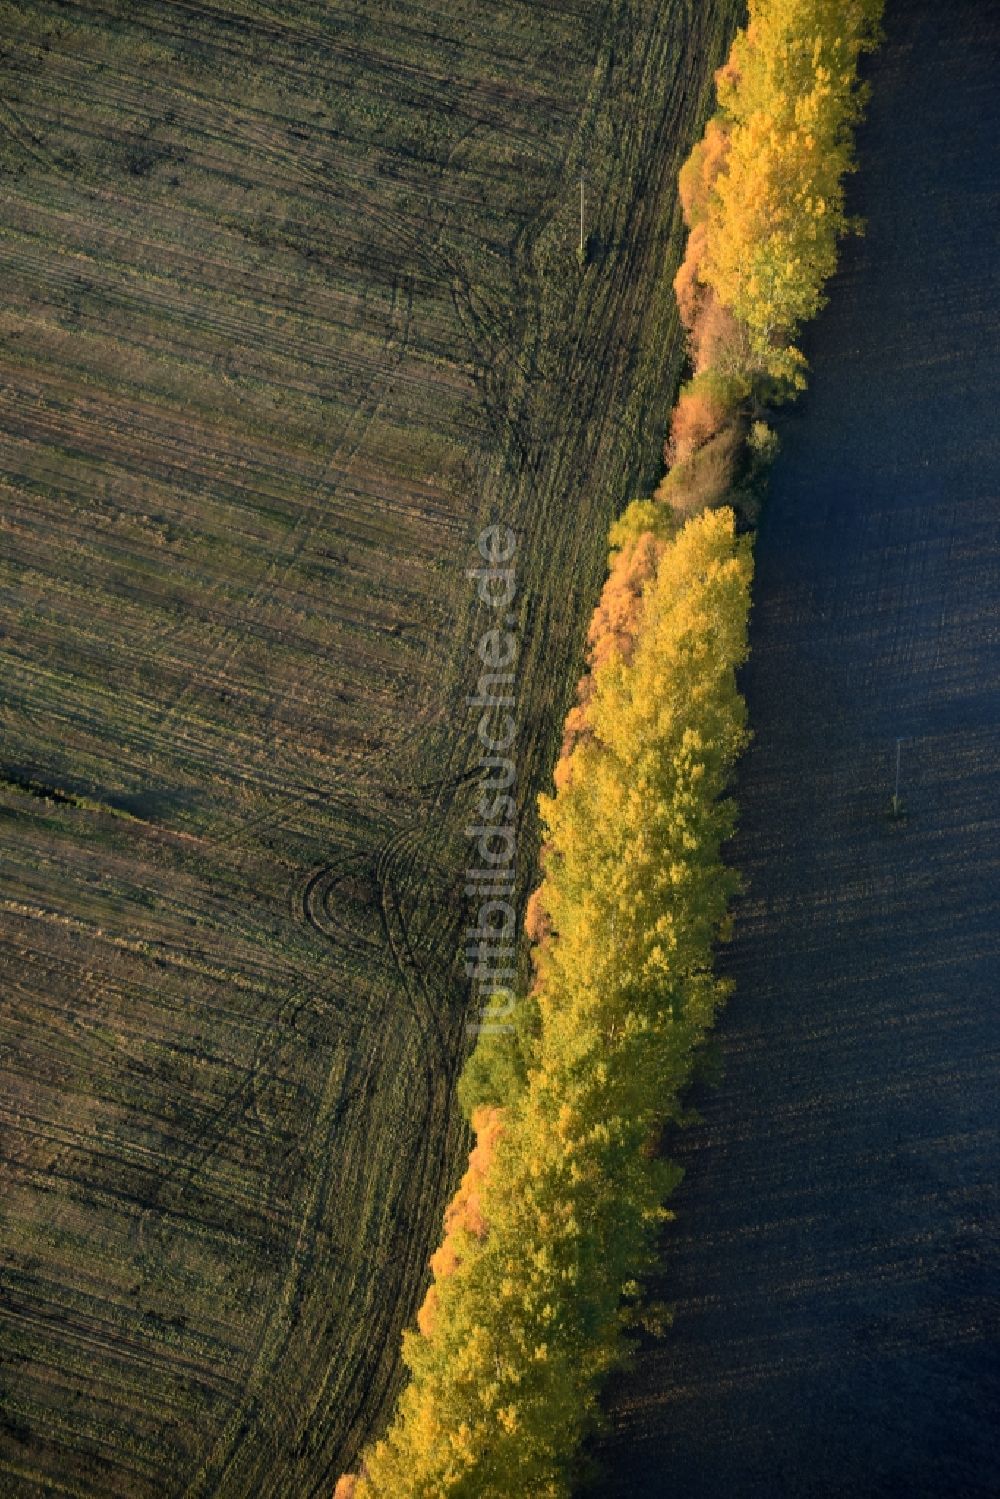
(348, 509), (752, 1497)
(698, 0), (883, 385)
(335, 4), (886, 1493)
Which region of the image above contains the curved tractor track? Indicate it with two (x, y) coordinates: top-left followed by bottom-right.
(0, 1), (742, 1495)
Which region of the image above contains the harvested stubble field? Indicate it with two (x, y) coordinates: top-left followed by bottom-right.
(0, 1), (740, 1494)
(594, 1), (1000, 1494)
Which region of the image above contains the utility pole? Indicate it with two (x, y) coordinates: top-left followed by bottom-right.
(578, 173), (586, 265)
(891, 736), (904, 818)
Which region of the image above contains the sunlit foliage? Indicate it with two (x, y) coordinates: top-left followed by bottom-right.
(335, 3), (884, 1492)
(347, 510), (751, 1497)
(699, 0), (884, 384)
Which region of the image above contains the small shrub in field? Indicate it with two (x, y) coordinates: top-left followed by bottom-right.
(677, 115), (730, 227)
(605, 496), (676, 553)
(586, 529), (664, 671)
(667, 369), (747, 463)
(656, 420), (743, 519)
(689, 291), (752, 376)
(725, 419), (782, 527)
(673, 220), (709, 330)
(748, 420), (780, 463)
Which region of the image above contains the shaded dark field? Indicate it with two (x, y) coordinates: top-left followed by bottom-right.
(592, 1), (1000, 1494)
(0, 2), (740, 1495)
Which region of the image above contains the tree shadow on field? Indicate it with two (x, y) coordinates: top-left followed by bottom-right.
(105, 785), (201, 821)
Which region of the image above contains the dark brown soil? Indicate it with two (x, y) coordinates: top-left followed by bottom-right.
(592, 2), (1000, 1494)
(0, 3), (739, 1494)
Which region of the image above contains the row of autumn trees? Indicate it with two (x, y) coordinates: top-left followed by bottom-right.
(336, 3), (883, 1494)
